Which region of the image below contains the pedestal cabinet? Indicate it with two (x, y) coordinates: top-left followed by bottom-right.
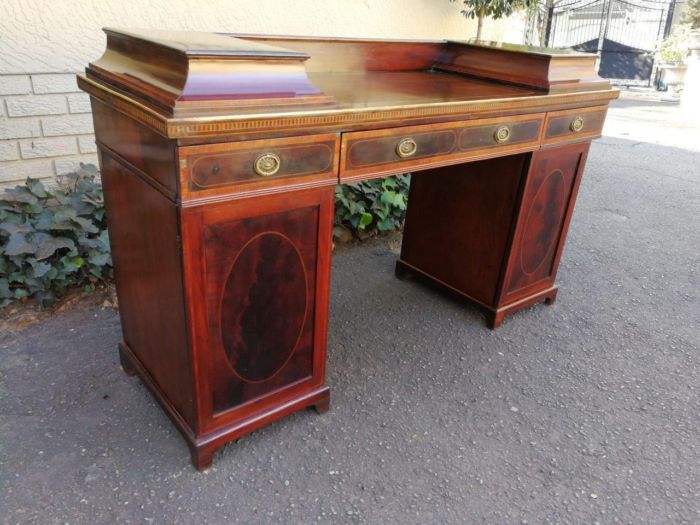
(398, 141), (590, 328)
(179, 188), (334, 467)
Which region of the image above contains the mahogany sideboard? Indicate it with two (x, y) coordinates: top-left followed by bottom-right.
(79, 28), (618, 469)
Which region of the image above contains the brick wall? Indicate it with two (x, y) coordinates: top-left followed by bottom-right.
(0, 73), (98, 188)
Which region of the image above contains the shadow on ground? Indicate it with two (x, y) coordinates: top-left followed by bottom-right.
(1, 133), (698, 523)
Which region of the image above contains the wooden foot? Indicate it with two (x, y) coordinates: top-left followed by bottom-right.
(544, 288), (558, 305)
(118, 344), (136, 376)
(486, 286), (559, 329)
(312, 393), (331, 415)
(486, 311), (505, 330)
(394, 260), (413, 280)
(190, 445), (214, 471)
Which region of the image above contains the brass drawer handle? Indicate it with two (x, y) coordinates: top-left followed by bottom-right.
(396, 137), (417, 158)
(254, 153), (281, 176)
(570, 116), (585, 132)
(494, 126), (511, 144)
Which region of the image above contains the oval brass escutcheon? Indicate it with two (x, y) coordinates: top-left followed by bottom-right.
(570, 116), (585, 132)
(494, 126), (511, 144)
(254, 153), (281, 177)
(396, 137), (418, 158)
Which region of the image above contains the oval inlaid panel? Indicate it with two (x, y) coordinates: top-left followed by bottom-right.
(520, 169), (568, 275)
(220, 233), (308, 383)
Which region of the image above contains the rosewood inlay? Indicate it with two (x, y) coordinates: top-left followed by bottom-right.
(520, 169), (567, 275)
(220, 232), (308, 383)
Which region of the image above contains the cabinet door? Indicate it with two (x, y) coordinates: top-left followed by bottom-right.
(501, 142), (590, 303)
(181, 187), (334, 431)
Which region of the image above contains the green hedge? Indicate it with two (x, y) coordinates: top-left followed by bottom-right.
(0, 167), (410, 308)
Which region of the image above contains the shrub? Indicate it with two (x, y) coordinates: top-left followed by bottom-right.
(0, 164), (112, 308)
(656, 23), (691, 65)
(333, 174), (410, 240)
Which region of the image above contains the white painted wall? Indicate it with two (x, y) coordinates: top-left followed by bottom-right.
(0, 0), (528, 186)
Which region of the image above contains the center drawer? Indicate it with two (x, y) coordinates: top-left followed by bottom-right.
(339, 114), (544, 182)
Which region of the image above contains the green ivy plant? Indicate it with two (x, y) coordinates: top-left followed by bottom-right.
(0, 164), (112, 308)
(333, 174), (410, 240)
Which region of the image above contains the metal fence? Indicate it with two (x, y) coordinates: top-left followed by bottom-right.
(527, 0), (683, 85)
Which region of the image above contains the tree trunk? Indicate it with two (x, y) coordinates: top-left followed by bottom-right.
(476, 15), (484, 40)
(538, 11), (546, 47)
(539, 0), (554, 47)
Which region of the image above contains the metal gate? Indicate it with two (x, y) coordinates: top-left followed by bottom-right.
(533, 0), (677, 85)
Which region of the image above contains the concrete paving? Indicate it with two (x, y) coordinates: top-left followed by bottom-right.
(1, 97), (699, 524)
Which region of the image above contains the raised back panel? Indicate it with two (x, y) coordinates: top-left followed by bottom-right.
(233, 36), (443, 72)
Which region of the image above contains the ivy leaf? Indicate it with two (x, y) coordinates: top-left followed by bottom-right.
(0, 221), (32, 235)
(88, 252), (110, 266)
(393, 193), (407, 209)
(4, 233), (36, 256)
(380, 190), (397, 205)
(80, 163), (99, 175)
(377, 218), (396, 231)
(13, 288), (29, 299)
(70, 216), (99, 234)
(0, 278), (11, 298)
(358, 212), (373, 229)
(4, 186), (39, 205)
(26, 178), (49, 198)
(32, 233), (76, 260)
(29, 259), (52, 278)
(0, 256), (10, 275)
(97, 228), (109, 252)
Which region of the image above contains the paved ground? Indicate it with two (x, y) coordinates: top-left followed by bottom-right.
(1, 95), (699, 524)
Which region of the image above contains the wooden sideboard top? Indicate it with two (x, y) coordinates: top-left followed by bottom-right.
(78, 28), (619, 139)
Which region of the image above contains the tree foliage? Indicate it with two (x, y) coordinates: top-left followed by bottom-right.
(451, 0), (540, 39)
(685, 0), (700, 30)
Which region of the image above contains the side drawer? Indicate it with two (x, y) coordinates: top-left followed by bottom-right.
(179, 134), (339, 201)
(543, 106), (607, 145)
(339, 114), (544, 182)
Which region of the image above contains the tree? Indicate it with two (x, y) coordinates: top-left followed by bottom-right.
(451, 0), (540, 41)
(685, 0), (700, 30)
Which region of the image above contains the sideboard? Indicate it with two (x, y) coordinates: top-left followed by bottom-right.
(78, 29), (618, 469)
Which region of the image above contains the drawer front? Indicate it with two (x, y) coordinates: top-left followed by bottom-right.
(180, 134), (339, 200)
(543, 106), (607, 145)
(340, 114), (544, 182)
